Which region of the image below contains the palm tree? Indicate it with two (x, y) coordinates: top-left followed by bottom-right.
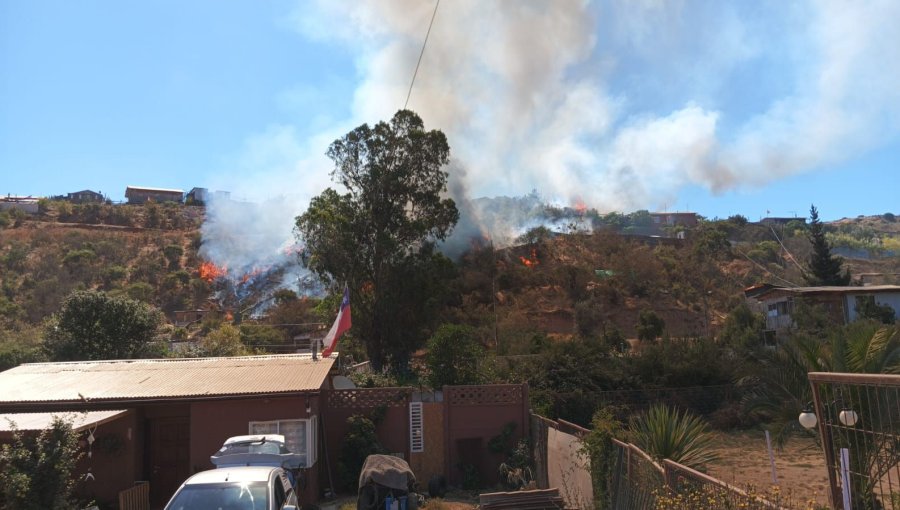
(628, 404), (718, 470)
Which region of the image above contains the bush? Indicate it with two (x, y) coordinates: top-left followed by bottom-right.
(580, 407), (624, 509)
(636, 310), (665, 342)
(425, 324), (484, 388)
(44, 290), (164, 361)
(336, 415), (385, 491)
(0, 416), (83, 509)
(193, 323), (249, 357)
(629, 404), (717, 470)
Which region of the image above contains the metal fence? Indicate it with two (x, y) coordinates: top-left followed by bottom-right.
(808, 372), (900, 510)
(610, 439), (665, 510)
(609, 439), (788, 510)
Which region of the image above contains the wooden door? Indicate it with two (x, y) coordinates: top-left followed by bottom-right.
(147, 417), (190, 507)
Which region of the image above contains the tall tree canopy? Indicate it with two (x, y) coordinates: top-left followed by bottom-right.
(296, 110), (459, 370)
(44, 290), (163, 361)
(804, 204), (850, 286)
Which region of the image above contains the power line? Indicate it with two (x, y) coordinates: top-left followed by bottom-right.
(767, 225), (809, 278)
(404, 0), (440, 110)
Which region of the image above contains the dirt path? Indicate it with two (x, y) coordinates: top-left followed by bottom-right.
(707, 431), (830, 507)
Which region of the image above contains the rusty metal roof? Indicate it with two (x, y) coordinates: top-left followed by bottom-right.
(0, 410), (128, 432)
(0, 354), (334, 405)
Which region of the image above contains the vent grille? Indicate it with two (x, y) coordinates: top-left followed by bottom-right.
(409, 401), (424, 453)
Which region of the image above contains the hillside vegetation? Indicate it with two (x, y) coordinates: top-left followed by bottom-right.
(2, 203), (899, 383)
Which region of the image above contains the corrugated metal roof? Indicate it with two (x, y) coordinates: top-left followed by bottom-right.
(0, 410), (128, 432)
(0, 354), (333, 404)
(125, 185), (184, 194)
(753, 285), (900, 300)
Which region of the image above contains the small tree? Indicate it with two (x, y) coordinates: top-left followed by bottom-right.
(636, 310), (665, 342)
(426, 324), (484, 388)
(195, 323), (249, 357)
(163, 244), (184, 270)
(0, 416), (83, 509)
(804, 204), (850, 286)
(44, 290), (163, 361)
(337, 415), (384, 491)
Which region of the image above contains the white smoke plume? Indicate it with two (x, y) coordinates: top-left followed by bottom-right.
(292, 0), (900, 212)
(200, 0), (900, 279)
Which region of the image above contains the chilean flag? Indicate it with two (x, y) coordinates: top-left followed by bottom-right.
(322, 286), (351, 358)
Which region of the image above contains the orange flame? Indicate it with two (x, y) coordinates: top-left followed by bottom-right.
(241, 267), (265, 284)
(573, 197), (587, 215)
(519, 249), (539, 268)
(199, 261), (228, 282)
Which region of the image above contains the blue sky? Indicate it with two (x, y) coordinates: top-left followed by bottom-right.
(2, 0), (898, 223)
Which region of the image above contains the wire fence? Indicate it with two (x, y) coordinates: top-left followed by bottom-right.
(808, 372), (900, 510)
(610, 439), (664, 510)
(609, 439), (789, 510)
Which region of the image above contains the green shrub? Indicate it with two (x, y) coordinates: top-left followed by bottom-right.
(425, 324), (484, 388)
(581, 407), (624, 509)
(629, 404), (717, 470)
(0, 417), (83, 509)
(336, 415), (384, 491)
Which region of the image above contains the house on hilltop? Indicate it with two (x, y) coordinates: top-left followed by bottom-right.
(746, 285), (900, 338)
(125, 186), (184, 204)
(186, 187), (231, 205)
(67, 189), (105, 203)
(649, 212), (699, 229)
(0, 195), (40, 214)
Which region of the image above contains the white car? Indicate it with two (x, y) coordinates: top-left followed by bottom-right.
(163, 465), (299, 510)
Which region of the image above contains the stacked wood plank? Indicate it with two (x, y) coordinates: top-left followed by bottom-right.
(478, 488), (567, 509)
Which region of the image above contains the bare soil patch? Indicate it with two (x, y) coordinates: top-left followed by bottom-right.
(707, 431), (830, 507)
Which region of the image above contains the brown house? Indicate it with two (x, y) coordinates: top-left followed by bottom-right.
(0, 354), (532, 507)
(125, 186), (184, 204)
(0, 354), (333, 507)
(67, 189), (105, 203)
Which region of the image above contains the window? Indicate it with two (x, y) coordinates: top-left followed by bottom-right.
(767, 300), (792, 317)
(249, 416), (318, 468)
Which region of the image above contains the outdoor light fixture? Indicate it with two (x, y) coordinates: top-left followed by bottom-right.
(798, 398), (859, 429)
(305, 398), (311, 414)
(798, 407), (818, 430)
(838, 408), (859, 427)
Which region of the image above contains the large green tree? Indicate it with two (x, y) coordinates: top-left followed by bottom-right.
(44, 290), (163, 361)
(804, 204), (850, 286)
(295, 110), (459, 370)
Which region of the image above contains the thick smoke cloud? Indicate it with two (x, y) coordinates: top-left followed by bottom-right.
(200, 0), (900, 281)
(292, 0), (900, 213)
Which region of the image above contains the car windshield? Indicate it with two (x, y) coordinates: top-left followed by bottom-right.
(220, 441), (290, 456)
(165, 481), (269, 510)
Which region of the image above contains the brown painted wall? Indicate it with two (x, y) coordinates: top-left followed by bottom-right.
(444, 385), (529, 487)
(408, 402), (444, 490)
(189, 395), (321, 505)
(323, 388), (412, 491)
(75, 411), (140, 507)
